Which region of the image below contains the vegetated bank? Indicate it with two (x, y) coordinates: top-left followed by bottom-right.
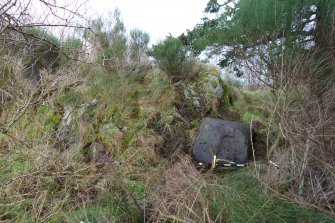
(1, 9), (334, 223)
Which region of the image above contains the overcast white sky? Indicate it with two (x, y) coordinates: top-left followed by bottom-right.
(87, 0), (208, 44)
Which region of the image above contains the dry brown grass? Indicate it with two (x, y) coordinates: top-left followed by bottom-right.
(147, 156), (226, 223)
(265, 50), (335, 212)
(0, 145), (106, 222)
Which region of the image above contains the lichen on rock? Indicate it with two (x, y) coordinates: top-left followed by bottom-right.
(182, 64), (225, 115)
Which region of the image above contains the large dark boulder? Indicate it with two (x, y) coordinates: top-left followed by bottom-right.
(193, 118), (251, 164)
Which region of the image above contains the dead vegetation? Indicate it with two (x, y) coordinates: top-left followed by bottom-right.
(147, 157), (226, 223)
(265, 50), (335, 211)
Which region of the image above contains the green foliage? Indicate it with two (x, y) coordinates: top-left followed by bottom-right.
(243, 90), (266, 105)
(232, 90), (269, 122)
(68, 205), (112, 223)
(0, 132), (5, 144)
(88, 69), (137, 119)
(62, 37), (81, 51)
(57, 89), (82, 105)
(242, 111), (267, 124)
(60, 37), (82, 63)
(0, 149), (33, 182)
(23, 27), (62, 76)
(188, 0), (335, 81)
(130, 28), (150, 61)
(211, 79), (218, 88)
(84, 9), (128, 71)
(97, 36), (127, 65)
(44, 113), (62, 131)
(221, 80), (234, 106)
(31, 105), (61, 132)
(98, 123), (123, 150)
(127, 180), (150, 200)
(223, 73), (243, 88)
(36, 105), (48, 113)
(190, 119), (201, 128)
(24, 27), (60, 46)
(130, 29), (150, 50)
(151, 36), (195, 80)
(66, 192), (142, 223)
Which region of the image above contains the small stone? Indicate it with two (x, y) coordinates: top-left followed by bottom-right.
(83, 142), (113, 164)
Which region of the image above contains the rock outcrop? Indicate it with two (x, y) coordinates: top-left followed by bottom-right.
(183, 65), (224, 114)
(82, 142), (113, 164)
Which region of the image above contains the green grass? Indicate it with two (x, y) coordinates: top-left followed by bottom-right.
(242, 111), (267, 124)
(0, 132), (5, 144)
(127, 180), (150, 201)
(65, 201), (132, 223)
(57, 88), (82, 105)
(216, 169), (334, 223)
(229, 89), (271, 125)
(0, 150), (33, 183)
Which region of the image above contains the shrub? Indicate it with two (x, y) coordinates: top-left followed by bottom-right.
(60, 37), (82, 64)
(151, 36), (196, 81)
(84, 9), (128, 73)
(129, 28), (150, 62)
(23, 27), (62, 77)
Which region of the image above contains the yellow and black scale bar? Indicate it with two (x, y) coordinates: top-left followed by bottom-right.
(211, 155), (248, 169)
